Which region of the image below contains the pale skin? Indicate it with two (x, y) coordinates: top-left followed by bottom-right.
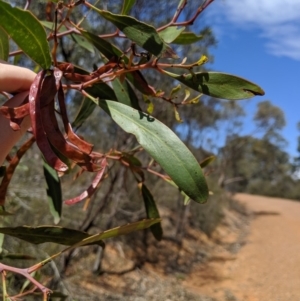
(0, 60), (36, 165)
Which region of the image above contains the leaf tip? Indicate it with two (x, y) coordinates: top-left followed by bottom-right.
(243, 88), (265, 97)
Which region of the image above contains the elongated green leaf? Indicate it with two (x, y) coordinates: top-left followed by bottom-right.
(0, 2), (51, 69)
(0, 226), (104, 247)
(172, 32), (203, 44)
(159, 27), (185, 43)
(112, 78), (141, 110)
(43, 162), (62, 224)
(98, 100), (208, 203)
(72, 34), (95, 53)
(66, 218), (160, 249)
(40, 219), (160, 266)
(86, 82), (117, 101)
(126, 70), (157, 96)
(200, 156), (215, 168)
(124, 80), (142, 110)
(40, 20), (65, 31)
(122, 0), (136, 15)
(80, 30), (157, 96)
(163, 71), (265, 100)
(140, 184), (163, 241)
(0, 26), (9, 61)
(81, 30), (123, 59)
(41, 22), (95, 54)
(72, 97), (97, 129)
(90, 6), (167, 57)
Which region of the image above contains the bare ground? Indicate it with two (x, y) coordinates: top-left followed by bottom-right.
(186, 193), (300, 301)
(63, 194), (300, 301)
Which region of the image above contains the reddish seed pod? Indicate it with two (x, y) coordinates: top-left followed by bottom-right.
(56, 82), (94, 154)
(64, 158), (107, 205)
(29, 71), (68, 172)
(0, 137), (35, 205)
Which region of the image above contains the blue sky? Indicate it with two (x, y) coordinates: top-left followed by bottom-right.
(202, 0), (300, 157)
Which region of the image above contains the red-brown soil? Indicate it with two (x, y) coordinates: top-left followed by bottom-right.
(185, 193), (300, 301)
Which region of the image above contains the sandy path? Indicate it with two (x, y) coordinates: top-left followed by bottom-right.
(234, 194), (300, 300)
(186, 193), (300, 301)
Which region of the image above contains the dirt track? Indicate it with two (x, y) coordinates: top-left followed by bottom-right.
(67, 193), (300, 301)
(196, 193), (300, 301)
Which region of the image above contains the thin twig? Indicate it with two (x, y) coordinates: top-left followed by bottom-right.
(158, 0), (214, 31)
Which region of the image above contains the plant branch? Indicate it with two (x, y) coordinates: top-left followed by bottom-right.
(158, 0), (214, 31)
(0, 263), (52, 296)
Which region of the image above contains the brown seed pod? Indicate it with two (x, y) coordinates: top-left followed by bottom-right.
(29, 71), (68, 172)
(0, 137), (35, 205)
(64, 158), (107, 205)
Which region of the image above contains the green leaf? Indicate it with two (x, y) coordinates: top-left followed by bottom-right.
(126, 70), (157, 96)
(163, 71), (265, 100)
(41, 22), (94, 54)
(98, 100), (208, 203)
(86, 82), (117, 101)
(72, 34), (95, 53)
(65, 219), (160, 248)
(81, 30), (157, 96)
(72, 97), (97, 129)
(123, 80), (142, 110)
(80, 30), (123, 59)
(172, 32), (203, 44)
(121, 0), (136, 15)
(0, 226), (105, 247)
(200, 156), (215, 168)
(140, 184), (163, 241)
(170, 84), (181, 97)
(0, 2), (51, 69)
(40, 20), (64, 31)
(90, 7), (168, 57)
(0, 26), (9, 61)
(159, 27), (185, 43)
(39, 219), (160, 267)
(38, 219), (159, 269)
(112, 78), (141, 110)
(43, 163), (62, 224)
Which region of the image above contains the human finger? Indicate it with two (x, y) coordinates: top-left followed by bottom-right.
(0, 61), (36, 93)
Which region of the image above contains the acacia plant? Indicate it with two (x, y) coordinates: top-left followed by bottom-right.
(0, 0), (264, 299)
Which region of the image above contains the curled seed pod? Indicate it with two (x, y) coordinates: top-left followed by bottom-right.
(0, 101), (30, 119)
(41, 100), (96, 170)
(0, 96), (30, 130)
(29, 71), (68, 172)
(64, 158), (107, 205)
(0, 137), (35, 205)
(56, 81), (93, 155)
